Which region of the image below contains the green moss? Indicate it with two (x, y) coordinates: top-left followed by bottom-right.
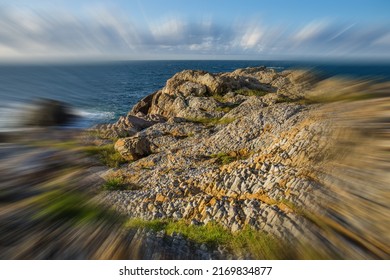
(215, 103), (239, 113)
(209, 152), (237, 165)
(211, 94), (226, 103)
(217, 117), (235, 125)
(82, 144), (127, 168)
(186, 117), (235, 126)
(208, 151), (250, 165)
(236, 89), (268, 97)
(215, 106), (232, 113)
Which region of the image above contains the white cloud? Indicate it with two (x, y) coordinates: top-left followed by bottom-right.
(240, 26), (264, 49)
(0, 6), (389, 60)
(149, 18), (186, 43)
(294, 21), (329, 42)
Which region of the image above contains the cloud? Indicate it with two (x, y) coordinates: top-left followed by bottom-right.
(294, 21), (330, 42)
(0, 6), (389, 60)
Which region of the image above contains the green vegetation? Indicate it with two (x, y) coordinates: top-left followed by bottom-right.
(33, 189), (120, 225)
(186, 117), (235, 126)
(211, 94), (226, 103)
(126, 218), (289, 259)
(216, 106), (233, 113)
(215, 103), (239, 113)
(101, 177), (127, 191)
(82, 144), (126, 168)
(208, 150), (251, 165)
(275, 96), (302, 103)
(101, 176), (141, 191)
(209, 152), (238, 165)
(28, 138), (126, 168)
(235, 88), (268, 97)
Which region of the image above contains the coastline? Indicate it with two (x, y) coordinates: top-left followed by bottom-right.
(1, 66), (389, 259)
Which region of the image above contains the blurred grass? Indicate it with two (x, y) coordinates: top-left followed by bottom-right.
(82, 144), (126, 168)
(125, 218), (292, 259)
(32, 189), (121, 226)
(29, 139), (126, 168)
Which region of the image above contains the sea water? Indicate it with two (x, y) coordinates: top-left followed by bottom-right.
(0, 60), (389, 131)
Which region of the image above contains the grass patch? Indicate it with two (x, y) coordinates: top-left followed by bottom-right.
(209, 152), (238, 165)
(217, 117), (235, 125)
(211, 94), (226, 103)
(209, 150), (251, 165)
(236, 89), (268, 97)
(216, 103), (239, 113)
(82, 144), (126, 168)
(102, 175), (142, 191)
(275, 96), (303, 103)
(216, 106), (233, 113)
(186, 117), (235, 126)
(102, 177), (127, 191)
(33, 189), (121, 226)
(125, 218), (288, 259)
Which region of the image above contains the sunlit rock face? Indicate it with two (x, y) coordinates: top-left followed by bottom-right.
(92, 67), (390, 259)
(1, 67), (389, 260)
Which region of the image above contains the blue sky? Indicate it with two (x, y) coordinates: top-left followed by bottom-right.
(0, 0), (389, 61)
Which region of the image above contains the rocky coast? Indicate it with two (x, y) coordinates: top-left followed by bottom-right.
(92, 66), (390, 259)
(1, 66), (389, 259)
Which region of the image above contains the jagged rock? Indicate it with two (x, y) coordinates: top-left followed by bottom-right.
(95, 67), (390, 259)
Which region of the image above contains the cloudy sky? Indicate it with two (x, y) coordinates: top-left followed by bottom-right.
(0, 0), (389, 61)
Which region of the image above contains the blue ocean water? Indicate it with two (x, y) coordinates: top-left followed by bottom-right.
(0, 60), (389, 131)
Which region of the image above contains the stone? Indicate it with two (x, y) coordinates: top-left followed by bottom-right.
(114, 135), (153, 160)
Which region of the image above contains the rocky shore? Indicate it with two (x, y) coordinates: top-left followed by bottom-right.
(91, 66), (389, 259)
(1, 66), (389, 259)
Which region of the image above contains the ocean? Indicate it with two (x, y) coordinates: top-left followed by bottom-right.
(1, 60), (389, 131)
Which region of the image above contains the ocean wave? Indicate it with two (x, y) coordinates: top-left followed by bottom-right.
(71, 109), (116, 128)
(0, 101), (116, 131)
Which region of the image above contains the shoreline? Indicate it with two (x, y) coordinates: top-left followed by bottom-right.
(1, 66), (389, 259)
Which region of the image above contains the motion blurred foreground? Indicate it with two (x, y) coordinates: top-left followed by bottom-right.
(0, 67), (389, 259)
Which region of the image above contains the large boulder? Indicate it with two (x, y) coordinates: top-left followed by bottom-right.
(114, 135), (154, 161)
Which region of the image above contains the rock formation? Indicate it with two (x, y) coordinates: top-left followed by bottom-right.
(91, 67), (390, 259)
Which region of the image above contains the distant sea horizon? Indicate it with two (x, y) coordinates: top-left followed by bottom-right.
(1, 60), (389, 131)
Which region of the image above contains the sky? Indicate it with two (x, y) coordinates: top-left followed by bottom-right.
(0, 0), (389, 61)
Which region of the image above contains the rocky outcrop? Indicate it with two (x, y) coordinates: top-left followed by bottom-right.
(92, 67), (390, 259)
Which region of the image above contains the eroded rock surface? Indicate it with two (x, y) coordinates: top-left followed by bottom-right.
(91, 67), (390, 259)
